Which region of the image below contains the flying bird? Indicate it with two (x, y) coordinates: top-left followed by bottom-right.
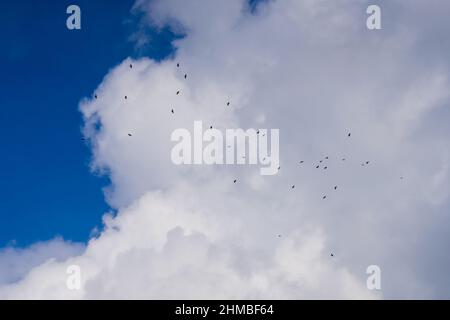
(324, 166), (328, 170)
(94, 94), (98, 99)
(299, 161), (304, 164)
(176, 91), (180, 95)
(325, 156), (329, 160)
(348, 132), (351, 137)
(125, 96), (128, 100)
(184, 74), (187, 79)
(334, 186), (338, 190)
(323, 195), (327, 199)
(330, 253), (334, 257)
(234, 179), (237, 183)
(177, 63), (180, 67)
(128, 133), (132, 137)
(130, 64), (133, 69)
(227, 102), (230, 106)
(316, 165), (320, 169)
(171, 109), (174, 114)
(366, 161), (370, 165)
(291, 185), (295, 189)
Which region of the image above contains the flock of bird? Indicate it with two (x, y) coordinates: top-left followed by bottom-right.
(86, 61), (405, 258)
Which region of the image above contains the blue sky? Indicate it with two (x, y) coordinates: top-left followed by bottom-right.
(0, 0), (177, 247)
(0, 0), (449, 299)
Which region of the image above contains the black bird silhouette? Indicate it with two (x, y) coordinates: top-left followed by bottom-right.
(184, 74), (187, 79)
(234, 179), (237, 183)
(176, 91), (180, 95)
(277, 234), (282, 238)
(256, 130), (260, 134)
(316, 165), (320, 169)
(278, 166), (281, 170)
(291, 185), (295, 189)
(323, 195), (327, 199)
(171, 109), (174, 114)
(319, 160), (323, 163)
(210, 126), (213, 129)
(130, 64), (133, 69)
(125, 96), (128, 99)
(348, 133), (351, 137)
(128, 133), (132, 137)
(325, 156), (329, 160)
(300, 161), (304, 164)
(227, 102), (230, 106)
(366, 161), (370, 165)
(330, 253), (334, 257)
(177, 63), (180, 67)
(342, 158), (346, 161)
(334, 186), (338, 190)
(94, 94), (98, 99)
(324, 166), (328, 170)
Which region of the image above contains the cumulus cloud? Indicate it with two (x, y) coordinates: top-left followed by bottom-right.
(0, 238), (84, 287)
(1, 0), (450, 299)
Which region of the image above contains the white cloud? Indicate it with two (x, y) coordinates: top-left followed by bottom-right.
(1, 0), (450, 299)
(0, 238), (84, 287)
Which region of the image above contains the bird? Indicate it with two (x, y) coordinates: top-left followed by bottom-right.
(125, 96), (128, 100)
(334, 186), (338, 190)
(342, 158), (346, 161)
(177, 63), (180, 67)
(277, 234), (282, 238)
(319, 160), (323, 163)
(176, 91), (180, 95)
(81, 137), (86, 141)
(278, 166), (281, 170)
(227, 102), (230, 106)
(94, 94), (98, 99)
(291, 185), (295, 189)
(299, 161), (304, 164)
(330, 253), (334, 257)
(366, 161), (370, 165)
(348, 132), (351, 137)
(234, 179), (237, 183)
(210, 126), (213, 129)
(323, 195), (327, 199)
(129, 64), (133, 69)
(184, 74), (187, 79)
(256, 130), (260, 134)
(128, 133), (132, 137)
(316, 165), (320, 169)
(171, 109), (174, 114)
(325, 156), (329, 160)
(324, 166), (328, 170)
